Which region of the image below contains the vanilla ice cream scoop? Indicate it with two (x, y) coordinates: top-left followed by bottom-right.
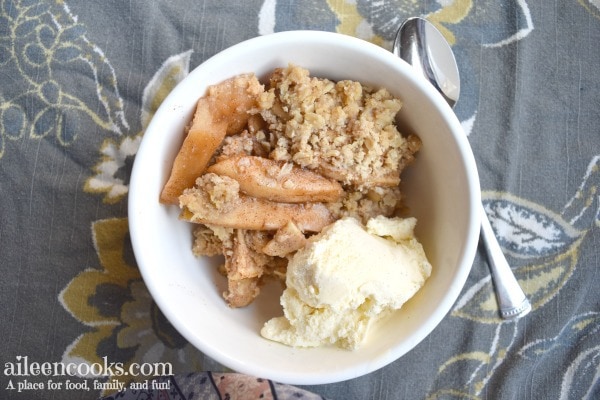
(261, 216), (432, 350)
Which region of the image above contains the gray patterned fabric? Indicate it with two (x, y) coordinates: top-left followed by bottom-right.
(1, 1), (599, 399)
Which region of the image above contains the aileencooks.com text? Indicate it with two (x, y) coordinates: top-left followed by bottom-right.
(4, 355), (173, 378)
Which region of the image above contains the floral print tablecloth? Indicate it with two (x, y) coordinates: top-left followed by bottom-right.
(1, 1), (599, 399)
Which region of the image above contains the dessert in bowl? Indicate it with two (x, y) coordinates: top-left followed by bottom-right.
(128, 30), (480, 385)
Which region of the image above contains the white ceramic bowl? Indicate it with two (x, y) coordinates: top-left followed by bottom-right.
(129, 30), (481, 385)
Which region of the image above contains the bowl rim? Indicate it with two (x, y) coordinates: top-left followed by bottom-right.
(129, 30), (481, 385)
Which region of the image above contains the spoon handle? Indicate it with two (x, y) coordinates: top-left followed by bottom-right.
(479, 203), (531, 319)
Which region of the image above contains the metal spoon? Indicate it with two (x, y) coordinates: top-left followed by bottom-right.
(393, 17), (531, 320)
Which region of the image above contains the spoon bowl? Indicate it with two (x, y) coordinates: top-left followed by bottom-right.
(393, 17), (460, 107)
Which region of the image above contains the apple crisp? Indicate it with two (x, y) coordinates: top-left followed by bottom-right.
(161, 64), (421, 307)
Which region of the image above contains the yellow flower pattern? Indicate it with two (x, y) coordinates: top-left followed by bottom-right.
(60, 218), (139, 358)
(59, 217), (210, 392)
(326, 0), (473, 46)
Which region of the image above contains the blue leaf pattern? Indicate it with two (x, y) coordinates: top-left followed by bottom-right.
(483, 193), (581, 259)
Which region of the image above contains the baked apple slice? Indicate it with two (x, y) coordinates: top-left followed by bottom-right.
(207, 155), (343, 203)
(160, 74), (264, 204)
